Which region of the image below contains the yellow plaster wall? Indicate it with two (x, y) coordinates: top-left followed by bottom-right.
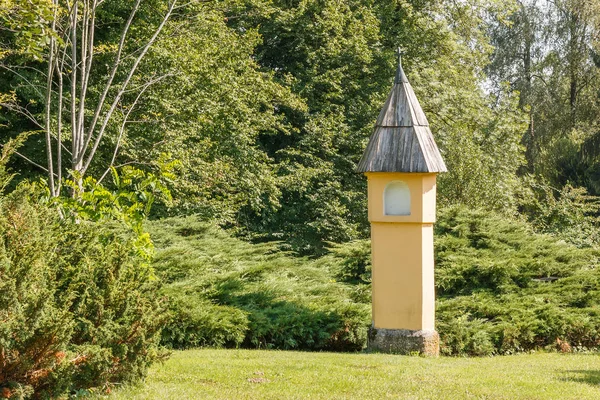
(367, 172), (437, 331)
(366, 173), (437, 224)
(370, 223), (435, 330)
(420, 223), (435, 330)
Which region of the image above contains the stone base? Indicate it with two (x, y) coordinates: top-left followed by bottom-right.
(368, 327), (439, 356)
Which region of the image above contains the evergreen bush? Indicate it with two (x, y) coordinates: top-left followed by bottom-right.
(148, 207), (600, 357)
(0, 186), (166, 398)
(149, 217), (370, 352)
(435, 206), (600, 355)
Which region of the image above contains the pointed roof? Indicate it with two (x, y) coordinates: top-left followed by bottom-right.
(357, 52), (447, 173)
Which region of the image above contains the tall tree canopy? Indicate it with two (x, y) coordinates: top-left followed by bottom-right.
(2, 0), (598, 253)
(488, 0), (600, 193)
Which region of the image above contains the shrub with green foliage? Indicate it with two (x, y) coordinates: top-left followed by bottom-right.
(435, 206), (600, 356)
(147, 205), (600, 357)
(0, 185), (166, 398)
(149, 217), (370, 352)
(519, 181), (600, 248)
(323, 207), (600, 356)
(329, 240), (372, 285)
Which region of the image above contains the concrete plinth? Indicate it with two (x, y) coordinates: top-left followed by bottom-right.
(368, 327), (439, 356)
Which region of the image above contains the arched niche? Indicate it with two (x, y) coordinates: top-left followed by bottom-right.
(384, 181), (411, 216)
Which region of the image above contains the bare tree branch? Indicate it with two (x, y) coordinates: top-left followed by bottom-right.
(70, 0), (79, 170)
(0, 65), (45, 100)
(3, 64), (48, 78)
(15, 151), (54, 176)
(82, 0), (178, 175)
(0, 102), (44, 130)
(83, 0), (142, 155)
(0, 143), (59, 179)
(45, 22), (56, 196)
(3, 0), (185, 193)
(76, 0), (90, 162)
(54, 0), (64, 195)
(98, 74), (171, 184)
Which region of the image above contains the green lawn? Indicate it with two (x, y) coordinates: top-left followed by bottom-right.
(105, 349), (600, 399)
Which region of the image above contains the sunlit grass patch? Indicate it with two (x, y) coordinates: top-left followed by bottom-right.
(105, 349), (600, 399)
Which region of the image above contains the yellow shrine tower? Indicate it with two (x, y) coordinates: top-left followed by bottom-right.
(357, 53), (446, 356)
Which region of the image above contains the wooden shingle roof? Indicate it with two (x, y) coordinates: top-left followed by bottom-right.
(357, 56), (447, 173)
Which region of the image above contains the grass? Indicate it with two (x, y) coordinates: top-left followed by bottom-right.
(105, 349), (600, 399)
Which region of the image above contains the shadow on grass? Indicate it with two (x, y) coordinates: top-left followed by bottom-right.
(562, 370), (600, 386)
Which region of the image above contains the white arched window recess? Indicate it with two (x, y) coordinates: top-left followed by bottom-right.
(384, 181), (411, 216)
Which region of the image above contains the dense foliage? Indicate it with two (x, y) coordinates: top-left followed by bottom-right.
(339, 206), (600, 355)
(149, 208), (600, 356)
(488, 0), (600, 190)
(435, 207), (600, 355)
(150, 217), (369, 351)
(2, 0), (583, 253)
(0, 143), (166, 398)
